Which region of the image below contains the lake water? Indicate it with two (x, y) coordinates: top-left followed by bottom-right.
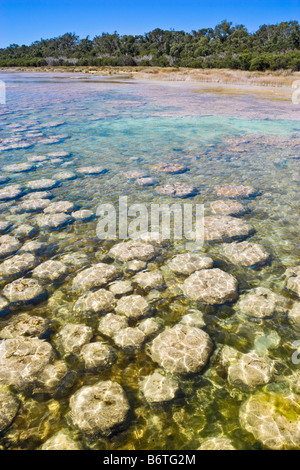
(0, 72), (300, 450)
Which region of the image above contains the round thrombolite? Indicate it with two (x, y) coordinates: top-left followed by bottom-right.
(140, 371), (179, 404)
(240, 392), (300, 449)
(124, 170), (148, 179)
(179, 310), (206, 329)
(13, 224), (38, 240)
(156, 182), (198, 198)
(115, 294), (150, 319)
(32, 260), (68, 283)
(167, 253), (213, 276)
(80, 342), (117, 371)
(138, 317), (163, 337)
(32, 360), (75, 396)
(41, 432), (81, 451)
(109, 280), (133, 296)
(3, 162), (35, 173)
(135, 177), (157, 187)
(0, 253), (37, 280)
(125, 260), (147, 273)
(215, 184), (259, 198)
(0, 185), (24, 201)
(72, 263), (120, 292)
(69, 381), (130, 436)
(76, 166), (108, 175)
(0, 389), (19, 433)
(36, 213), (74, 230)
(27, 155), (48, 163)
(22, 191), (52, 200)
(204, 216), (254, 242)
(227, 351), (274, 390)
(0, 220), (12, 234)
(236, 287), (290, 319)
(26, 179), (58, 191)
(182, 268), (238, 305)
(222, 241), (271, 267)
(59, 252), (89, 271)
(56, 324), (93, 356)
(15, 198), (51, 213)
(74, 289), (116, 315)
(148, 324), (213, 375)
(43, 201), (75, 214)
(133, 270), (164, 291)
(285, 266), (300, 297)
(113, 327), (146, 352)
(210, 199), (249, 216)
(0, 337), (55, 392)
(136, 231), (168, 247)
(108, 241), (156, 263)
(0, 296), (9, 316)
(151, 163), (189, 174)
(71, 210), (94, 220)
(199, 438), (236, 450)
(0, 235), (22, 259)
(47, 151), (71, 158)
(289, 303), (300, 330)
(20, 240), (46, 255)
(54, 172), (77, 181)
(0, 313), (50, 339)
(98, 313), (128, 338)
(2, 278), (47, 306)
(0, 176), (9, 185)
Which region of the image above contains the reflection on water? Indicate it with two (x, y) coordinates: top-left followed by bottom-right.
(0, 72), (299, 450)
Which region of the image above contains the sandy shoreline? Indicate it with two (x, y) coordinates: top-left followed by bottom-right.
(0, 66), (298, 100)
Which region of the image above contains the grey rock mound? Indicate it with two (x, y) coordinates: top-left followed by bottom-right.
(3, 162), (35, 173)
(77, 166), (108, 175)
(109, 241), (156, 262)
(179, 310), (206, 329)
(215, 184), (259, 198)
(74, 289), (116, 315)
(152, 163), (188, 174)
(0, 253), (37, 280)
(32, 260), (68, 283)
(240, 392), (300, 449)
(37, 213), (74, 230)
(3, 278), (47, 306)
(289, 303), (300, 330)
(222, 241), (271, 267)
(69, 381), (130, 436)
(115, 294), (150, 319)
(0, 313), (50, 339)
(0, 220), (12, 234)
(109, 280), (133, 296)
(0, 389), (19, 433)
(210, 199), (248, 216)
(80, 342), (117, 371)
(98, 313), (128, 338)
(134, 270), (164, 291)
(0, 235), (22, 259)
(285, 266), (300, 297)
(156, 182), (198, 198)
(71, 209), (94, 220)
(72, 263), (120, 292)
(228, 351), (274, 389)
(148, 324), (213, 375)
(168, 253), (213, 275)
(54, 172), (77, 181)
(113, 327), (146, 352)
(0, 337), (55, 392)
(56, 324), (93, 356)
(204, 215), (254, 242)
(199, 437), (235, 450)
(16, 198), (51, 213)
(0, 185), (24, 201)
(43, 200), (75, 214)
(27, 179), (58, 191)
(236, 287), (290, 319)
(135, 177), (157, 187)
(182, 268), (238, 305)
(140, 371), (179, 404)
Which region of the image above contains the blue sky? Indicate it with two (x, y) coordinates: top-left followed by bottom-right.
(0, 0), (299, 48)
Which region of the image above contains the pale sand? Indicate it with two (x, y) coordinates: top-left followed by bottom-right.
(0, 66), (299, 100)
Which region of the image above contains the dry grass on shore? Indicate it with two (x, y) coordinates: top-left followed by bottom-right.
(1, 66), (299, 89)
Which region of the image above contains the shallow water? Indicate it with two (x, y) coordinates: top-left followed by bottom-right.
(0, 72), (300, 450)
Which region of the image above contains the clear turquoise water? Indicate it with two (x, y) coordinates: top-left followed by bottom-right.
(0, 72), (299, 450)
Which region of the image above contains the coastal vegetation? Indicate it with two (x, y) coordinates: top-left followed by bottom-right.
(1, 20), (300, 70)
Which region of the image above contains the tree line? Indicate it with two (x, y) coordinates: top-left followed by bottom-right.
(1, 20), (300, 70)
